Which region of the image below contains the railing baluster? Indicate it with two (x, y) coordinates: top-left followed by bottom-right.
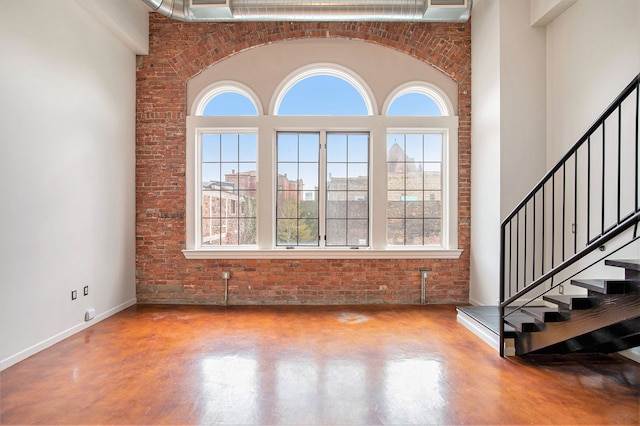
(587, 136), (591, 241)
(551, 173), (555, 269)
(516, 212), (520, 293)
(509, 220), (512, 298)
(542, 184), (545, 277)
(574, 152), (578, 255)
(562, 162), (566, 261)
(618, 104), (622, 224)
(601, 120), (606, 236)
(524, 202), (528, 287)
(635, 86), (640, 211)
(533, 194), (536, 282)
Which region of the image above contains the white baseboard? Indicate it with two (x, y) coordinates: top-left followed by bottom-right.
(457, 310), (515, 356)
(0, 298), (137, 371)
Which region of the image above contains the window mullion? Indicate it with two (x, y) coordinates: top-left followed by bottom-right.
(319, 130), (327, 248)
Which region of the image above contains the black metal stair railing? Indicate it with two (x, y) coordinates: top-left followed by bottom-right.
(499, 73), (640, 357)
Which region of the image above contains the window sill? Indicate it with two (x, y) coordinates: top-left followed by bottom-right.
(182, 248), (463, 260)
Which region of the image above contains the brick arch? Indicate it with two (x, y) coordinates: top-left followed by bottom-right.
(169, 21), (470, 87)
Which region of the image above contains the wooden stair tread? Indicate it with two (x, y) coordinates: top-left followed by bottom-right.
(605, 259), (640, 271)
(543, 294), (594, 310)
(520, 306), (565, 322)
(570, 278), (636, 294)
(504, 312), (545, 332)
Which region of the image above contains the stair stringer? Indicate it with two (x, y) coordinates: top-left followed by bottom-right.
(514, 292), (640, 355)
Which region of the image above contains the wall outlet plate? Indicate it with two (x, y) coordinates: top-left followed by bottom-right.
(83, 286), (89, 296)
(71, 290), (77, 300)
(222, 271), (231, 279)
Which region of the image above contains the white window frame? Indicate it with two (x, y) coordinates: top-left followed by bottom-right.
(184, 74), (461, 260)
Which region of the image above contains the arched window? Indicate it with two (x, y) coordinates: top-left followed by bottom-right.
(193, 82), (261, 116)
(185, 47), (460, 259)
(273, 65), (375, 116)
(277, 75), (369, 116)
(384, 83), (452, 117)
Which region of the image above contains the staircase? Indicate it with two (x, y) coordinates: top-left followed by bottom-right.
(505, 259), (640, 355)
(458, 73), (640, 357)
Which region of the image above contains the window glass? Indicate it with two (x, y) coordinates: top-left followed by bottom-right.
(276, 133), (320, 246)
(202, 92), (258, 116)
(387, 133), (443, 246)
(201, 133), (257, 246)
(387, 92), (442, 116)
(278, 75), (368, 116)
(187, 63), (458, 256)
(326, 133), (369, 247)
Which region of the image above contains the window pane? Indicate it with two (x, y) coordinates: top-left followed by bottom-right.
(298, 219), (319, 245)
(347, 220), (368, 246)
(239, 134), (257, 162)
(348, 134), (369, 162)
(239, 218), (257, 245)
(202, 134), (221, 162)
(387, 133), (444, 246)
(387, 219), (405, 245)
(202, 218), (221, 246)
(221, 134), (239, 162)
(276, 219), (298, 245)
(347, 192), (368, 219)
(424, 164), (441, 190)
(326, 199), (347, 219)
(202, 92), (258, 116)
(299, 133), (320, 162)
(278, 134), (299, 161)
(424, 134), (442, 161)
(276, 133), (320, 247)
(327, 134), (347, 162)
(326, 219), (347, 246)
(200, 132), (257, 247)
(387, 92), (442, 116)
(278, 75), (368, 116)
(424, 218), (442, 245)
(326, 133), (369, 247)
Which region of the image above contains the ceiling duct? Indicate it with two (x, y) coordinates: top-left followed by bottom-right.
(141, 0), (471, 22)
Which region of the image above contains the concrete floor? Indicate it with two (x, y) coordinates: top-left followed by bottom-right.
(1, 304), (638, 425)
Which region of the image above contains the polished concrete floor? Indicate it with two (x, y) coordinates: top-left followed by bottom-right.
(1, 304), (638, 425)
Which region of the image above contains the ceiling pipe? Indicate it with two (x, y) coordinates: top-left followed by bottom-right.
(140, 0), (471, 23)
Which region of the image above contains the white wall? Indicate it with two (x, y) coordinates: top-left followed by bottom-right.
(546, 0), (640, 164)
(470, 0), (502, 306)
(470, 0), (547, 306)
(0, 0), (147, 370)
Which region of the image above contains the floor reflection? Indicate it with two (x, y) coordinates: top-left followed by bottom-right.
(200, 355), (259, 424)
(383, 358), (445, 424)
(275, 359), (320, 424)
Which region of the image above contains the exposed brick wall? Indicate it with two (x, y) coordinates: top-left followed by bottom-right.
(136, 15), (471, 305)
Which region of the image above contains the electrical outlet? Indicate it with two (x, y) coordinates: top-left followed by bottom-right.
(71, 290), (77, 300)
(83, 286), (89, 296)
(222, 271), (231, 279)
(558, 285), (564, 295)
(420, 270), (429, 279)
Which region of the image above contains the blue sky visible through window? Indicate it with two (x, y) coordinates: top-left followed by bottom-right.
(203, 92), (258, 116)
(201, 77), (443, 191)
(202, 76), (443, 117)
(278, 75), (368, 116)
(387, 92), (442, 116)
